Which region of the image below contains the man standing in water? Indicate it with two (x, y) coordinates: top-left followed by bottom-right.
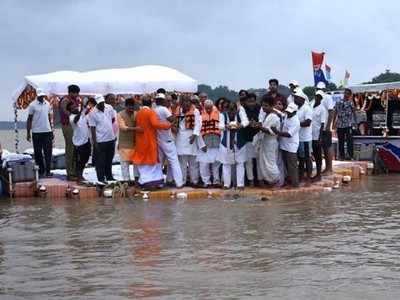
(59, 85), (81, 180)
(131, 95), (172, 189)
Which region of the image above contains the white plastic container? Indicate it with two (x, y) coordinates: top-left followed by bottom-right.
(103, 189), (113, 198)
(176, 192), (188, 199)
(343, 175), (352, 183)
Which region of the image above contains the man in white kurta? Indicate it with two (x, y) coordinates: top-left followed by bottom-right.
(154, 93), (184, 188)
(217, 102), (249, 189)
(175, 96), (201, 186)
(254, 95), (283, 186)
(197, 100), (222, 187)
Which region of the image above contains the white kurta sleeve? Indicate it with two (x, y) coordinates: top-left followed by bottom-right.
(238, 106), (249, 127)
(258, 109), (266, 122)
(197, 133), (206, 149)
(219, 113), (226, 131)
(193, 109), (201, 136)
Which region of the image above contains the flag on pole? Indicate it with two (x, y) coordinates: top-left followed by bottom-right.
(311, 51), (327, 86)
(343, 70), (350, 86)
(325, 64), (331, 81)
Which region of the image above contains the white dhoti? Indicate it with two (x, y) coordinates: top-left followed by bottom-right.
(222, 163), (245, 188)
(179, 155), (199, 185)
(199, 161), (220, 185)
(120, 161), (139, 181)
(217, 144), (247, 188)
(197, 147), (220, 186)
(137, 164), (164, 185)
(217, 144), (247, 164)
(258, 137), (283, 185)
(245, 142), (261, 181)
(158, 140), (183, 187)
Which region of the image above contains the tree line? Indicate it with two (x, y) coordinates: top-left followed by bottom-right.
(198, 71), (400, 102)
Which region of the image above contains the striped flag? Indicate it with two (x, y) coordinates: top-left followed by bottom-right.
(311, 51), (327, 86)
(325, 64), (331, 81)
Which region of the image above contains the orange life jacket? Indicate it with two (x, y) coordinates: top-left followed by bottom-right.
(201, 106), (220, 136)
(175, 105), (196, 130)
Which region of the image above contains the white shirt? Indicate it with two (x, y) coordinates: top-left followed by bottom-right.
(176, 108), (201, 155)
(28, 99), (52, 133)
(104, 104), (118, 136)
(312, 104), (327, 141)
(88, 106), (116, 143)
(280, 115), (300, 153)
(154, 105), (173, 142)
(321, 93), (334, 130)
(297, 103), (313, 142)
(70, 113), (90, 146)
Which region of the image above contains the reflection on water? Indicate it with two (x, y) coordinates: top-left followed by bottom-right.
(1, 176), (400, 299)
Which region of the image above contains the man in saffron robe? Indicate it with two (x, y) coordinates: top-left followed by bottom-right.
(131, 95), (171, 189)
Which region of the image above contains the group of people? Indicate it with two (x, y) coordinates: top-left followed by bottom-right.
(26, 78), (357, 189)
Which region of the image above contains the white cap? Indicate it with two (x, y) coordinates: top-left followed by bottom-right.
(316, 81), (326, 89)
(293, 88), (307, 101)
(289, 80), (299, 87)
(315, 90), (325, 97)
(155, 93), (166, 99)
(95, 94), (105, 103)
(36, 89), (46, 97)
(285, 102), (298, 113)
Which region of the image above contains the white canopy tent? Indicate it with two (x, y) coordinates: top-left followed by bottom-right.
(348, 81), (400, 93)
(12, 65), (198, 105)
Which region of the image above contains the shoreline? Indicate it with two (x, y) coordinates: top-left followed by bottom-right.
(5, 161), (370, 201)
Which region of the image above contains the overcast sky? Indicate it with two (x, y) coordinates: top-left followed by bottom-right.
(1, 0), (399, 120)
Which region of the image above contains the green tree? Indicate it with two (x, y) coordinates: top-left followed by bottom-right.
(198, 84), (238, 101)
(365, 69), (400, 84)
(303, 86), (315, 100)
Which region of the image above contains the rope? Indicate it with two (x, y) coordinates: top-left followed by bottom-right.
(14, 104), (19, 154)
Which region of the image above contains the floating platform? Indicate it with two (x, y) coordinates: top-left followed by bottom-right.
(7, 161), (372, 200)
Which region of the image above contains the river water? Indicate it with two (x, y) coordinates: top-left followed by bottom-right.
(0, 175), (400, 299)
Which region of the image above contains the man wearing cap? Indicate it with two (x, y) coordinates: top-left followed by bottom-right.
(154, 93), (183, 188)
(68, 100), (92, 183)
(131, 95), (172, 189)
(105, 93), (119, 137)
(117, 97), (143, 182)
(271, 102), (300, 187)
(60, 84), (81, 180)
(316, 82), (335, 174)
(287, 80), (300, 105)
(294, 89), (313, 183)
(311, 91), (327, 181)
(27, 91), (54, 177)
(88, 95), (117, 183)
